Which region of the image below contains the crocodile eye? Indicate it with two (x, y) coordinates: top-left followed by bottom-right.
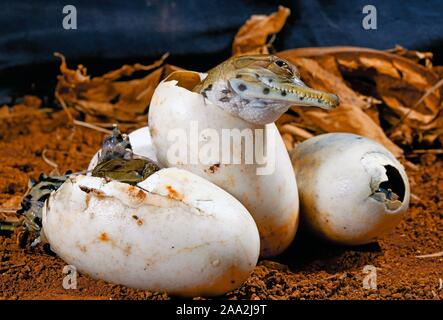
(275, 59), (293, 74)
(275, 60), (287, 67)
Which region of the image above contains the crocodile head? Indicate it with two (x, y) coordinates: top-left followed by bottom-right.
(194, 54), (339, 125)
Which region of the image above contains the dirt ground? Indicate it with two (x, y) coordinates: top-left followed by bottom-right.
(0, 97), (442, 300)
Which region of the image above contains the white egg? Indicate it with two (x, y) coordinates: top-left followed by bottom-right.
(290, 133), (410, 245)
(148, 72), (299, 258)
(42, 167), (260, 297)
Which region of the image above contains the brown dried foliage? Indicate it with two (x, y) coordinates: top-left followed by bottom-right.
(54, 53), (180, 130)
(232, 5), (290, 56)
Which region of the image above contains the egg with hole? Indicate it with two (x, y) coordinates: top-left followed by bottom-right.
(290, 133), (410, 245)
(148, 71), (299, 258)
(42, 167), (260, 297)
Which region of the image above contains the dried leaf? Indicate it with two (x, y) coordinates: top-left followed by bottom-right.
(281, 132), (294, 151)
(54, 53), (170, 129)
(274, 54), (403, 156)
(279, 124), (314, 141)
(278, 47), (443, 150)
(232, 6), (290, 56)
(390, 123), (414, 146)
(387, 45), (433, 69)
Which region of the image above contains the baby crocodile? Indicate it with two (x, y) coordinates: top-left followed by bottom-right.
(17, 127), (160, 234)
(193, 54), (339, 124)
(91, 126), (160, 184)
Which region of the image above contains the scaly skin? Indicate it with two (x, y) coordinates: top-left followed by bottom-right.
(193, 54), (339, 125)
(91, 126), (160, 184)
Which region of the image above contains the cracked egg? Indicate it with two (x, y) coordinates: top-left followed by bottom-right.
(290, 133), (410, 245)
(148, 71), (299, 258)
(42, 167), (260, 296)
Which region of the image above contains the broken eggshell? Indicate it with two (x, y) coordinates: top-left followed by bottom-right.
(42, 167), (260, 297)
(290, 133), (410, 245)
(148, 71), (299, 258)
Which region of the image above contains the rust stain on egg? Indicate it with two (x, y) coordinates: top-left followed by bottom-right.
(166, 185), (183, 200)
(127, 185), (146, 202)
(208, 163), (220, 173)
(132, 214), (143, 226)
(79, 185), (106, 200)
(98, 232), (110, 242)
(85, 193), (91, 208)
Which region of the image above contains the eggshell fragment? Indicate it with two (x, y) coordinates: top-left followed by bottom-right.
(42, 168), (260, 297)
(148, 74), (299, 258)
(290, 133), (410, 245)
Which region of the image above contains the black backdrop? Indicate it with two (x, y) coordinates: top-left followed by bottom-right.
(1, 0), (442, 102)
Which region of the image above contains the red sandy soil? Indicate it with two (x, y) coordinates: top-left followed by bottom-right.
(0, 98), (442, 300)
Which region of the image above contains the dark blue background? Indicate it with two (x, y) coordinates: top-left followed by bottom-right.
(0, 0), (442, 100)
